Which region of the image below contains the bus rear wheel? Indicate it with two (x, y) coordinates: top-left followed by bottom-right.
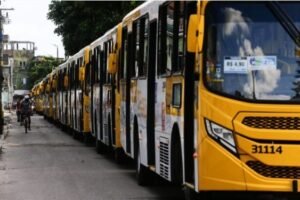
(136, 147), (151, 186)
(184, 187), (212, 200)
(114, 148), (125, 164)
(96, 140), (105, 154)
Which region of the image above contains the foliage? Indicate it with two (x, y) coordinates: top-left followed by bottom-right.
(48, 1), (143, 56)
(27, 56), (61, 89)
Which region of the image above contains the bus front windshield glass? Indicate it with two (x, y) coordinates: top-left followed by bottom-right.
(205, 2), (300, 102)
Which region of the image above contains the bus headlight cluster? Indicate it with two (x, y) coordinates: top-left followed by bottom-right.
(205, 119), (237, 154)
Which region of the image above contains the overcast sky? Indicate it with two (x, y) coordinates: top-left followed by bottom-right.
(3, 0), (65, 58)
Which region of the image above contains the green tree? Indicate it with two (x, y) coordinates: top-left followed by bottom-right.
(27, 56), (61, 89)
(48, 1), (142, 56)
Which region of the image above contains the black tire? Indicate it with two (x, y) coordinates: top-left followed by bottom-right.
(96, 140), (105, 154)
(108, 116), (112, 149)
(84, 133), (93, 146)
(114, 148), (125, 164)
(72, 130), (78, 139)
(136, 146), (151, 186)
(184, 186), (199, 200)
(171, 130), (183, 185)
(83, 134), (88, 145)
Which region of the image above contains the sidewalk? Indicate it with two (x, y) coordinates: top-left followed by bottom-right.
(0, 109), (12, 151)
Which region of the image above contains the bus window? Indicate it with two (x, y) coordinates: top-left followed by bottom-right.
(133, 21), (138, 78)
(96, 46), (101, 83)
(103, 43), (108, 83)
(75, 62), (79, 88)
(142, 17), (149, 77)
(159, 2), (187, 75)
(107, 40), (113, 83)
(175, 1), (185, 72)
(133, 16), (149, 78)
(121, 28), (128, 79)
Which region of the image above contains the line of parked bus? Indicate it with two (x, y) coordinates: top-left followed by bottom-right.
(31, 0), (300, 199)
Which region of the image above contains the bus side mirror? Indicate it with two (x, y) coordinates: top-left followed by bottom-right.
(187, 14), (204, 53)
(187, 14), (200, 53)
(108, 53), (117, 74)
(79, 66), (85, 81)
(46, 84), (50, 92)
(52, 80), (57, 89)
(64, 76), (68, 88)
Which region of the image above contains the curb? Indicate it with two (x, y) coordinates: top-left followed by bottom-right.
(0, 123), (10, 152)
(0, 111), (12, 152)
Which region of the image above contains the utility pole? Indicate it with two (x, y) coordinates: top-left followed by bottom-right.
(52, 44), (59, 62)
(0, 0), (14, 134)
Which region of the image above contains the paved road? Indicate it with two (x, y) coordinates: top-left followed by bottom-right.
(0, 113), (184, 200)
(2, 113), (299, 200)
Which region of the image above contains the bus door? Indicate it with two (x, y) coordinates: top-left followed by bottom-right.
(155, 1), (196, 184)
(102, 41), (113, 146)
(183, 1), (197, 185)
(147, 18), (157, 166)
(120, 27), (132, 155)
(90, 49), (96, 137)
(99, 50), (105, 141)
(131, 15), (155, 165)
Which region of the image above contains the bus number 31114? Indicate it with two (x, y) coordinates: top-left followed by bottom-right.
(251, 145), (283, 154)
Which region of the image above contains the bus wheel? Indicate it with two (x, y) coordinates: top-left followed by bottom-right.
(136, 147), (151, 186)
(184, 186), (199, 200)
(185, 188), (212, 200)
(96, 140), (105, 154)
(171, 128), (182, 185)
(84, 133), (93, 146)
(72, 130), (77, 139)
(114, 148), (125, 164)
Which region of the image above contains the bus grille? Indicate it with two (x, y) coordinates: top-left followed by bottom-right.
(247, 161), (300, 179)
(242, 117), (300, 130)
(159, 139), (169, 179)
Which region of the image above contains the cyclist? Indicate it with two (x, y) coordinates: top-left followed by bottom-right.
(20, 95), (32, 130)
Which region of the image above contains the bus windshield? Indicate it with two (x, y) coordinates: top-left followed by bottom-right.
(204, 2), (300, 102)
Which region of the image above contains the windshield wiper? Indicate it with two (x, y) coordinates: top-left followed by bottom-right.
(267, 1), (300, 47)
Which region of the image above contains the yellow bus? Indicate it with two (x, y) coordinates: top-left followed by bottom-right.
(37, 82), (44, 114)
(35, 81), (44, 114)
(183, 0), (300, 198)
(34, 0), (300, 198)
(89, 24), (123, 159)
(110, 0), (300, 198)
(51, 69), (59, 122)
(30, 84), (38, 112)
(68, 46), (91, 140)
(42, 75), (51, 119)
(113, 0), (199, 188)
(56, 61), (69, 130)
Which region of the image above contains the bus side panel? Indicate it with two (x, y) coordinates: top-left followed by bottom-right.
(102, 85), (112, 146)
(120, 80), (127, 153)
(75, 89), (82, 132)
(135, 79), (148, 165)
(83, 92), (90, 133)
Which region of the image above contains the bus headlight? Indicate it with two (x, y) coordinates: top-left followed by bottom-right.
(205, 119), (237, 154)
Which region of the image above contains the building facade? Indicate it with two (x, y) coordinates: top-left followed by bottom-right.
(3, 40), (35, 90)
(2, 40), (35, 108)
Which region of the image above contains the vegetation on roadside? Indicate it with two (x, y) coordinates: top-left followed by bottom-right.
(47, 1), (143, 56)
(27, 56), (61, 89)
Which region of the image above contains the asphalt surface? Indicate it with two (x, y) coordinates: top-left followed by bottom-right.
(0, 113), (184, 200)
(1, 113), (300, 200)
